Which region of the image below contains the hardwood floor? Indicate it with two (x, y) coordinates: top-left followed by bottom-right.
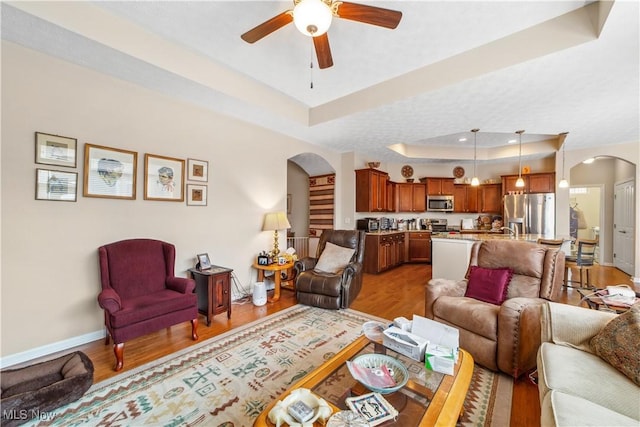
(74, 263), (634, 426)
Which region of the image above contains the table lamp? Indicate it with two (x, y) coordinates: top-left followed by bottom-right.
(262, 211), (291, 257)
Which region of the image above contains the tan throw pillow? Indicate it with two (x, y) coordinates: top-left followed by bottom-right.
(590, 303), (640, 386)
(314, 242), (356, 274)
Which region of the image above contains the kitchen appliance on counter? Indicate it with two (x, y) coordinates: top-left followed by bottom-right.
(504, 193), (555, 235)
(356, 218), (379, 232)
(430, 219), (448, 233)
(427, 195), (454, 212)
(379, 217), (391, 231)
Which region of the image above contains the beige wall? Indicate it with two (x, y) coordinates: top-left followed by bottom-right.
(286, 161), (309, 238)
(0, 42), (341, 362)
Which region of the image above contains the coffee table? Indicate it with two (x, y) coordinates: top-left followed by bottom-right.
(253, 335), (474, 426)
(576, 287), (639, 313)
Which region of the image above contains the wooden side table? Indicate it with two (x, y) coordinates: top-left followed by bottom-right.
(188, 266), (233, 326)
(252, 261), (294, 303)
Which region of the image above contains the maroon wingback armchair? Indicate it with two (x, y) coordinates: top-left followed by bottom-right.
(97, 239), (198, 371)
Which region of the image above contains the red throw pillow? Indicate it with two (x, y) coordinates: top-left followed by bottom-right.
(465, 266), (514, 305)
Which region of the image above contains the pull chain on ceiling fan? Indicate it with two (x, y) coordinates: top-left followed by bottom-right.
(240, 0), (403, 69)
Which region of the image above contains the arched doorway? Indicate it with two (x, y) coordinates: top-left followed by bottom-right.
(287, 153), (336, 258)
(569, 156), (636, 275)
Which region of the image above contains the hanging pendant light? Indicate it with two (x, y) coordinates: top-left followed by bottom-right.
(515, 130), (525, 188)
(558, 132), (569, 188)
(471, 128), (480, 186)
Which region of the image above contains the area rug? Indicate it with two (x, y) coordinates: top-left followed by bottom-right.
(28, 305), (512, 426)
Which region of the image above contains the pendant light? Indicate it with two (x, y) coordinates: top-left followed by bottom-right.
(515, 130), (525, 188)
(471, 128), (480, 186)
(558, 132), (569, 188)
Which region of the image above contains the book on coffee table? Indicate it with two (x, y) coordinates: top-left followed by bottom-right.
(345, 392), (398, 426)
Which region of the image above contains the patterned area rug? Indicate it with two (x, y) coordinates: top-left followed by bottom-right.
(29, 305), (512, 426)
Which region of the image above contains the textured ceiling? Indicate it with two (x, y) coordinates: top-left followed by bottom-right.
(2, 1), (639, 175)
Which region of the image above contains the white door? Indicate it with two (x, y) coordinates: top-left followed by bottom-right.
(613, 179), (635, 275)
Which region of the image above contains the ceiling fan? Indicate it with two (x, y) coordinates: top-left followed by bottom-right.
(240, 0), (402, 69)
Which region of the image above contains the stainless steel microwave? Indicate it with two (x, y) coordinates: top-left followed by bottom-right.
(427, 195), (454, 212)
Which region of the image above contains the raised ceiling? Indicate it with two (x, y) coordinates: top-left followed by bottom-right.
(2, 1), (638, 167)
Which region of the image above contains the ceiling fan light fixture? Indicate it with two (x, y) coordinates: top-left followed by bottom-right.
(293, 0), (333, 37)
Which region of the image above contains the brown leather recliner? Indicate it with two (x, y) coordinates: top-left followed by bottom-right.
(425, 239), (565, 378)
(294, 230), (365, 309)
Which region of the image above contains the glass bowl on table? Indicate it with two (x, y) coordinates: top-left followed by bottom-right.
(347, 354), (409, 394)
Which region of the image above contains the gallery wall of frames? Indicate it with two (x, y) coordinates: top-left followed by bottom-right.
(34, 131), (209, 206)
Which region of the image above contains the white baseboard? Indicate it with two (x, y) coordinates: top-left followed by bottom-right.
(0, 330), (105, 369)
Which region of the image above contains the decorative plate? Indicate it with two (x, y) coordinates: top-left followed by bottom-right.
(401, 165), (414, 178)
(453, 166), (465, 178)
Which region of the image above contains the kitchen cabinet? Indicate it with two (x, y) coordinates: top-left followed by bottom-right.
(453, 184), (478, 213)
(425, 178), (455, 195)
(479, 184), (502, 213)
(396, 183), (426, 212)
(407, 232), (431, 263)
(386, 181), (396, 212)
(363, 232), (405, 273)
(502, 172), (555, 195)
(356, 168), (390, 212)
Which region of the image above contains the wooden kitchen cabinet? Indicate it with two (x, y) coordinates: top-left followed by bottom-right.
(386, 181), (396, 212)
(502, 172), (555, 195)
(529, 173), (555, 193)
(356, 168), (390, 212)
(189, 266), (232, 326)
(425, 178), (455, 195)
(407, 232), (431, 263)
(364, 232), (405, 273)
(479, 184), (502, 213)
(453, 184), (478, 213)
(396, 183), (426, 212)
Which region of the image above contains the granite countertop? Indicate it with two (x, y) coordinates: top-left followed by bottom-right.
(365, 229), (432, 235)
(431, 233), (571, 243)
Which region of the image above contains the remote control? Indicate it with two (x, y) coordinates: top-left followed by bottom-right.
(287, 400), (314, 423)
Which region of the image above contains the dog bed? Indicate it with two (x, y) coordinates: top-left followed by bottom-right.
(1, 351), (93, 426)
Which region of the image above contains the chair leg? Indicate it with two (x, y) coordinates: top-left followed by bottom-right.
(113, 342), (124, 371)
(191, 318), (199, 341)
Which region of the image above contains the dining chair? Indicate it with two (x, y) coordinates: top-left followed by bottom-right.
(563, 238), (598, 288)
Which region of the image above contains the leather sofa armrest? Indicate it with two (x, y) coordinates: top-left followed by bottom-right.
(498, 297), (548, 377)
(166, 276), (196, 294)
(294, 257), (318, 275)
(424, 278), (467, 319)
(540, 301), (615, 351)
(343, 261), (362, 278)
(98, 288), (122, 313)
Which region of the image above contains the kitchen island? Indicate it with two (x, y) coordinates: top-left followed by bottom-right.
(431, 232), (571, 281)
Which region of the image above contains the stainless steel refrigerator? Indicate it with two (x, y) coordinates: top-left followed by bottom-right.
(503, 193), (555, 236)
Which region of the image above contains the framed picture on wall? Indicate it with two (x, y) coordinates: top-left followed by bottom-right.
(144, 153), (184, 201)
(35, 168), (77, 201)
(187, 158), (208, 182)
(35, 132), (77, 168)
(84, 144), (137, 199)
(187, 184), (207, 206)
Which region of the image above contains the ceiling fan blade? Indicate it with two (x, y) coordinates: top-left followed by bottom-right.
(313, 33), (333, 69)
(241, 11), (293, 43)
(336, 2), (402, 29)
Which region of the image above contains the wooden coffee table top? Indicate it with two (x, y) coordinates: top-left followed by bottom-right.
(253, 335), (474, 427)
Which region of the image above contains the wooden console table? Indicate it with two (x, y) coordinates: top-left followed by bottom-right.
(188, 266), (232, 326)
(252, 261), (294, 303)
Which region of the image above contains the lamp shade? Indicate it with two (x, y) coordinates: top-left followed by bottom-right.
(262, 211), (291, 231)
(293, 0), (333, 36)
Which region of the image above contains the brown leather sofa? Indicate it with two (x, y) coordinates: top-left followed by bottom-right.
(294, 230), (365, 309)
(425, 239), (565, 378)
